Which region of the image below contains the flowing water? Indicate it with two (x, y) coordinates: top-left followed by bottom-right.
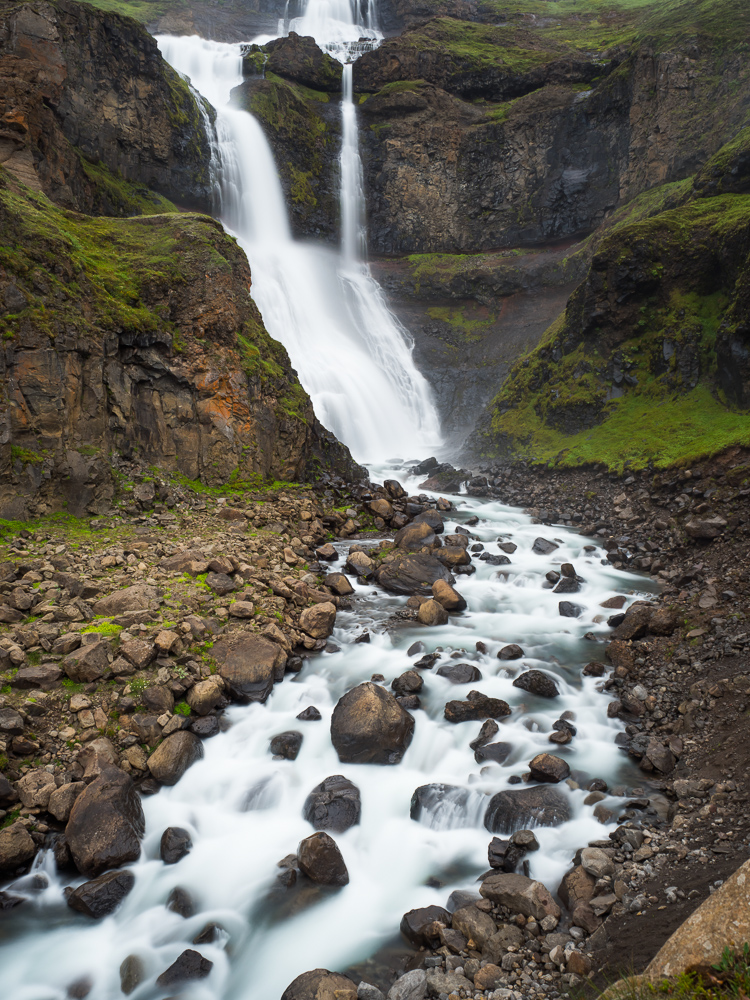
(0, 7), (659, 999)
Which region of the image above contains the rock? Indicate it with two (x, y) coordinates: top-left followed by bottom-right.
(485, 786), (572, 832)
(148, 731), (203, 785)
(368, 497), (394, 520)
(205, 571), (235, 595)
(513, 829), (540, 850)
(330, 682), (414, 765)
(437, 662), (482, 684)
(228, 601), (255, 618)
(345, 550), (375, 578)
(394, 521), (438, 551)
(559, 601), (584, 618)
(410, 783), (476, 826)
(0, 706), (24, 735)
(444, 690), (511, 723)
(156, 950), (213, 989)
(498, 643), (524, 660)
(303, 775), (361, 832)
(417, 598), (449, 625)
(0, 822), (36, 873)
(580, 847), (615, 878)
(400, 904), (452, 946)
(452, 903), (497, 948)
(213, 633), (286, 703)
(300, 601), (337, 639)
(392, 670), (423, 696)
(190, 715), (220, 738)
(120, 955), (144, 996)
(160, 826), (192, 864)
(120, 639), (155, 670)
(187, 677), (224, 715)
(412, 509), (445, 533)
(513, 670), (560, 698)
(167, 886), (195, 917)
(93, 584), (157, 616)
(488, 837), (525, 872)
(528, 753), (570, 783)
(375, 552), (454, 596)
(431, 579), (466, 611)
(11, 665), (62, 689)
(17, 770), (56, 809)
(436, 546), (471, 568)
(424, 970), (474, 997)
(0, 776), (18, 809)
(297, 832), (349, 885)
(532, 538), (559, 554)
(154, 629), (180, 654)
(316, 543), (338, 561)
(63, 640), (109, 683)
(48, 782), (85, 822)
(142, 683), (174, 715)
(387, 970), (426, 1000)
(567, 951), (593, 976)
(474, 965), (503, 990)
(65, 767), (144, 877)
(611, 601), (653, 640)
(474, 741), (512, 764)
(572, 901), (601, 933)
(281, 969), (358, 1000)
(480, 872), (561, 921)
(325, 572), (354, 596)
(270, 731), (303, 760)
(606, 639), (635, 671)
(684, 515), (727, 539)
(66, 869), (135, 919)
(297, 706), (322, 721)
(649, 606), (680, 636)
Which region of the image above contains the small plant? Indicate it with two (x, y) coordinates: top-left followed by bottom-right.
(129, 677), (147, 697)
(61, 678), (84, 696)
(173, 701), (191, 717)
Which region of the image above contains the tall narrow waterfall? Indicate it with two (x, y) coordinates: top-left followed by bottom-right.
(158, 33), (441, 467)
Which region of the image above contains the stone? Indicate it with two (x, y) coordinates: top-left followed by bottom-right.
(297, 706), (322, 721)
(316, 543), (338, 561)
(375, 552), (454, 596)
(303, 775), (361, 832)
(424, 970), (474, 997)
(346, 550), (375, 578)
(452, 903), (497, 948)
(474, 741), (512, 764)
(684, 516), (727, 539)
(156, 950), (213, 989)
(572, 901), (601, 934)
(160, 826), (192, 864)
(65, 767), (145, 877)
(300, 601), (337, 639)
(436, 662), (482, 684)
(11, 665), (62, 689)
(394, 521), (438, 551)
(66, 869), (135, 919)
(444, 690), (511, 723)
(154, 629), (180, 654)
(187, 677), (224, 716)
(498, 643), (524, 660)
(281, 969), (358, 1000)
(325, 572), (354, 596)
(649, 606), (680, 636)
(148, 731), (203, 785)
(386, 970), (426, 1000)
(206, 571), (235, 595)
(228, 601), (255, 618)
(567, 951), (593, 976)
(392, 670), (423, 697)
(331, 682), (414, 765)
(17, 769), (56, 809)
(612, 602), (654, 640)
(440, 926), (468, 952)
(431, 578), (466, 611)
(297, 832), (349, 885)
(417, 598), (449, 626)
(559, 601), (584, 617)
(190, 715), (220, 738)
(528, 753), (570, 783)
(120, 639), (155, 670)
(368, 497), (394, 520)
(142, 684), (174, 715)
(513, 670), (560, 698)
(606, 639), (635, 671)
(400, 905), (452, 946)
(580, 847), (615, 878)
(63, 640), (109, 683)
(270, 731), (303, 760)
(436, 545), (471, 568)
(480, 872), (561, 921)
(488, 837), (525, 872)
(558, 865), (596, 910)
(0, 776), (18, 808)
(120, 955), (145, 996)
(48, 782), (85, 822)
(93, 584), (157, 616)
(77, 737), (119, 781)
(0, 706), (24, 735)
(600, 595), (627, 609)
(0, 822), (36, 873)
(213, 633), (286, 703)
(485, 786), (572, 832)
(474, 964), (503, 990)
(166, 886), (194, 917)
(532, 538), (559, 554)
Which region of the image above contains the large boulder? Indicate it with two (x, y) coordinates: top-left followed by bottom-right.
(479, 872), (561, 921)
(281, 969), (358, 1000)
(299, 602), (336, 639)
(452, 903), (497, 949)
(303, 775), (361, 832)
(512, 670), (559, 698)
(394, 521), (438, 551)
(375, 552), (454, 596)
(63, 640), (110, 683)
(212, 632), (286, 703)
(444, 690), (511, 723)
(484, 785), (571, 833)
(17, 770), (56, 809)
(0, 822), (35, 873)
(431, 579), (466, 611)
(297, 832), (349, 886)
(65, 766), (145, 877)
(148, 731), (203, 785)
(528, 753), (570, 783)
(400, 904), (452, 946)
(66, 869), (135, 919)
(436, 662), (482, 684)
(417, 599), (449, 626)
(330, 682), (414, 764)
(48, 782), (85, 822)
(92, 584), (157, 616)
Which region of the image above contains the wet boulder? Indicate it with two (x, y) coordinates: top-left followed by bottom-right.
(559, 601), (584, 618)
(330, 682), (414, 764)
(186, 677), (224, 716)
(479, 871), (560, 921)
(166, 886), (195, 918)
(119, 955), (144, 996)
(324, 573), (354, 596)
(400, 904), (452, 947)
(474, 741), (512, 765)
(488, 837), (525, 872)
(270, 731), (303, 760)
(212, 633), (286, 703)
(532, 538), (559, 555)
(484, 785), (571, 833)
(498, 644), (524, 660)
(436, 546), (471, 568)
(528, 753), (570, 783)
(394, 521), (439, 551)
(375, 552), (454, 596)
(148, 731), (203, 785)
(0, 822), (36, 874)
(412, 509), (445, 534)
(160, 827), (192, 865)
(303, 775), (361, 832)
(431, 579), (466, 611)
(156, 950), (213, 989)
(410, 783), (477, 828)
(281, 969), (358, 1000)
(436, 662), (482, 684)
(66, 869), (135, 919)
(299, 602), (337, 639)
(66, 766), (145, 877)
(297, 832), (349, 885)
(416, 598), (449, 626)
(392, 669), (423, 696)
(444, 690), (511, 724)
(512, 670), (559, 698)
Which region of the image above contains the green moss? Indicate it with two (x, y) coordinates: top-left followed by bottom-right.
(82, 622), (122, 636)
(10, 445), (47, 466)
(173, 700), (191, 716)
(427, 305), (497, 340)
(79, 157), (179, 217)
(289, 166), (317, 208)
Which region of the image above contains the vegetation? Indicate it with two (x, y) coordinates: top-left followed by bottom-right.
(79, 157), (180, 217)
(610, 945), (750, 1000)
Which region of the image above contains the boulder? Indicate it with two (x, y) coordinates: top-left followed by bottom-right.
(0, 822), (36, 873)
(387, 969), (426, 1000)
(205, 571), (235, 595)
(611, 601), (654, 640)
(480, 872), (561, 921)
(394, 521), (438, 551)
(148, 731), (203, 785)
(346, 550), (375, 578)
(648, 606), (680, 636)
(297, 832), (349, 885)
(17, 770), (56, 809)
(532, 538), (559, 554)
(48, 782), (85, 822)
(299, 602), (337, 639)
(270, 731), (303, 760)
(474, 741), (512, 765)
(484, 785), (571, 833)
(93, 584), (157, 616)
(392, 670), (423, 696)
(512, 670), (559, 698)
(436, 662), (482, 684)
(580, 847), (615, 878)
(444, 690), (511, 723)
(120, 955), (145, 996)
(436, 546), (471, 568)
(167, 886), (195, 917)
(0, 706), (24, 735)
(684, 515), (727, 539)
(316, 543), (338, 561)
(528, 753), (570, 783)
(186, 677), (224, 716)
(482, 923), (525, 963)
(156, 950), (213, 989)
(331, 682), (414, 765)
(160, 826), (192, 865)
(303, 775), (361, 832)
(212, 633), (286, 703)
(417, 599), (449, 625)
(0, 775), (18, 808)
(452, 904), (497, 948)
(474, 965), (504, 991)
(375, 552), (454, 596)
(228, 601), (255, 618)
(488, 837), (525, 872)
(558, 864), (596, 910)
(120, 639), (155, 670)
(498, 643), (524, 660)
(559, 601), (584, 618)
(424, 970), (474, 997)
(325, 573), (354, 596)
(65, 766), (145, 877)
(77, 737), (119, 781)
(142, 683), (174, 715)
(400, 904), (452, 946)
(66, 869), (135, 919)
(281, 969), (358, 1000)
(63, 640), (109, 683)
(11, 665), (62, 689)
(431, 579), (466, 611)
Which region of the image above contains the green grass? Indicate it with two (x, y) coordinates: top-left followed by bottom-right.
(427, 305), (497, 340)
(173, 701), (191, 716)
(82, 622), (122, 637)
(609, 945), (750, 1000)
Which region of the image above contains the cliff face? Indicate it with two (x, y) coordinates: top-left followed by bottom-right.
(0, 0), (213, 214)
(0, 168), (360, 516)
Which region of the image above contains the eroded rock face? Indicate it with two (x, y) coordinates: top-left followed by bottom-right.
(330, 682), (415, 764)
(65, 766), (145, 877)
(243, 32), (342, 91)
